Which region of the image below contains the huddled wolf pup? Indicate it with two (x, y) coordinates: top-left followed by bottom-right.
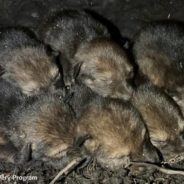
(0, 28), (61, 96)
(39, 9), (110, 87)
(0, 93), (78, 168)
(133, 22), (184, 96)
(131, 83), (184, 158)
(76, 98), (160, 170)
(74, 38), (134, 100)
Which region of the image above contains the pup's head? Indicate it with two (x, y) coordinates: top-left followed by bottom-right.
(75, 38), (134, 100)
(76, 100), (160, 171)
(3, 47), (60, 96)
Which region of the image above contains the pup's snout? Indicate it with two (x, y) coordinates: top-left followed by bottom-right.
(142, 140), (161, 163)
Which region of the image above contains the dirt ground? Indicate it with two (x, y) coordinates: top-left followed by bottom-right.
(1, 158), (184, 184)
(1, 0), (184, 183)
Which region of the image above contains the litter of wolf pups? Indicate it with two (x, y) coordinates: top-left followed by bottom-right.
(1, 8), (184, 184)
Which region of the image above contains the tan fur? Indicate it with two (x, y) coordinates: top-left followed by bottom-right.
(76, 98), (159, 170)
(10, 95), (75, 160)
(3, 47), (59, 96)
(0, 129), (7, 145)
(0, 137), (6, 145)
(132, 84), (184, 157)
(0, 128), (19, 163)
(75, 38), (133, 100)
(133, 23), (184, 92)
(137, 51), (169, 88)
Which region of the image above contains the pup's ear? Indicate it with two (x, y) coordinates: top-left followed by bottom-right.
(73, 62), (83, 79)
(73, 134), (91, 148)
(0, 65), (5, 76)
(167, 89), (180, 99)
(45, 44), (60, 57)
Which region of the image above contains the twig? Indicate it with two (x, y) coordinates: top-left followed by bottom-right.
(130, 161), (184, 176)
(49, 157), (184, 184)
(49, 157), (84, 184)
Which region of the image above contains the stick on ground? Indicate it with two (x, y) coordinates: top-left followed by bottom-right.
(130, 161), (184, 176)
(49, 157), (85, 184)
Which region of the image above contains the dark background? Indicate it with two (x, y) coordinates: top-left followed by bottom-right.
(0, 0), (184, 40)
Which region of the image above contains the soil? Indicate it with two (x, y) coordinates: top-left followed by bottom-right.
(1, 159), (184, 183)
(1, 0), (184, 183)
